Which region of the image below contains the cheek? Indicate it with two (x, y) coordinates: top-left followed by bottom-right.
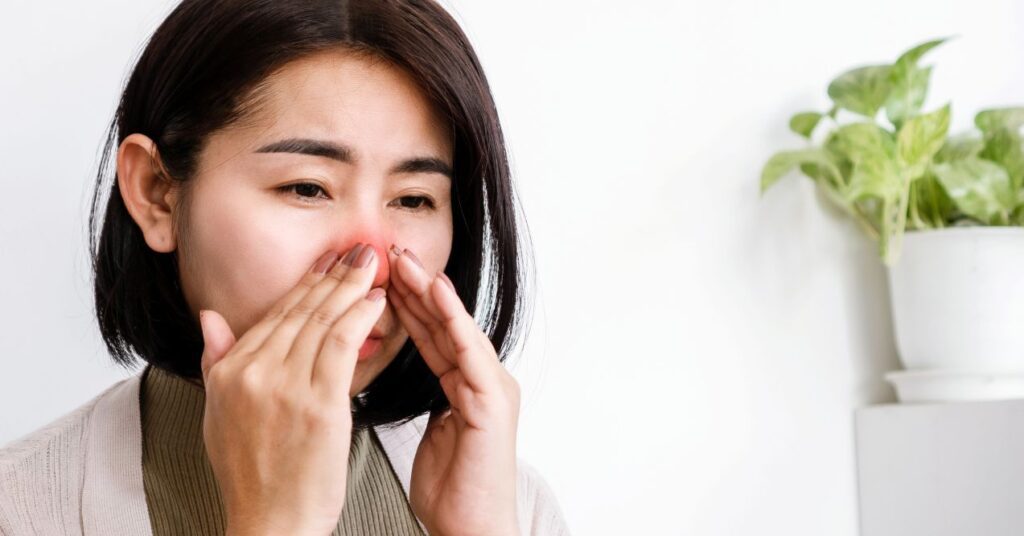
(184, 189), (319, 333)
(392, 217), (454, 274)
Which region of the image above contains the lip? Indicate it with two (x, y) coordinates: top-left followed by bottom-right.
(359, 334), (384, 361)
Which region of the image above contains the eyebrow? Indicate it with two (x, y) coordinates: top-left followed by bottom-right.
(254, 137), (453, 180)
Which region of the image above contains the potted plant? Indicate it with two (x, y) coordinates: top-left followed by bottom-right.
(760, 37), (1024, 402)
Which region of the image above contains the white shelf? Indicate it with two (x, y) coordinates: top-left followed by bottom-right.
(855, 399), (1024, 536)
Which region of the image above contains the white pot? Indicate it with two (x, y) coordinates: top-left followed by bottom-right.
(887, 227), (1024, 373)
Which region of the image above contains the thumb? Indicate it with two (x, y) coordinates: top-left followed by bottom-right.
(199, 309), (236, 381)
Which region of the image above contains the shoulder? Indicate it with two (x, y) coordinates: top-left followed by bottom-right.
(0, 374), (138, 533)
(0, 390), (100, 473)
(515, 457), (572, 536)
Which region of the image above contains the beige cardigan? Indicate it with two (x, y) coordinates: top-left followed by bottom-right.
(0, 372), (571, 535)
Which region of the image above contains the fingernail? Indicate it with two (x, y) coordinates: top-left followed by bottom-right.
(354, 245), (376, 269)
(389, 244), (403, 258)
(312, 250), (340, 274)
(366, 288), (386, 302)
(342, 243), (364, 266)
(438, 270), (456, 292)
(403, 248), (425, 269)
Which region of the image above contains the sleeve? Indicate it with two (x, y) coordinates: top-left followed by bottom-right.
(0, 402), (94, 536)
(515, 457), (572, 536)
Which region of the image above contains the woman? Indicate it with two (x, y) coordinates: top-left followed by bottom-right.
(0, 0), (569, 534)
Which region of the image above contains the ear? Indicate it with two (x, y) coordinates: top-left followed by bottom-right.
(116, 133), (180, 253)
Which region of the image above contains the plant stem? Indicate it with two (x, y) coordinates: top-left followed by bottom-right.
(851, 205), (881, 241)
(883, 175), (913, 265)
(907, 182), (928, 230)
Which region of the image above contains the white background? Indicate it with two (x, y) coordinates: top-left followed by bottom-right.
(2, 1), (1022, 534)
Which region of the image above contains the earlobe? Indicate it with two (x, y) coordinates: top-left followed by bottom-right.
(117, 133), (179, 253)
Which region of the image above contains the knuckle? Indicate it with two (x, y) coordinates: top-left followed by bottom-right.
(285, 300), (317, 321)
(269, 382), (299, 409)
(502, 374), (521, 403)
(265, 303), (288, 322)
(237, 364), (266, 394)
(495, 370), (524, 405)
(298, 271), (323, 288)
(300, 403), (332, 428)
(325, 266), (348, 281)
(308, 307), (337, 329)
(412, 284), (431, 301)
(327, 325), (359, 350)
(206, 363), (229, 388)
(335, 276), (365, 295)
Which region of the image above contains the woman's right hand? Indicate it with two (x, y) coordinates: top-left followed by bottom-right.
(197, 243), (386, 536)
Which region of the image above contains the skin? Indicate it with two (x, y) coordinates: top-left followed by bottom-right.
(116, 49), (521, 535)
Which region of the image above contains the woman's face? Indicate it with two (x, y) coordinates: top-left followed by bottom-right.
(177, 50), (454, 395)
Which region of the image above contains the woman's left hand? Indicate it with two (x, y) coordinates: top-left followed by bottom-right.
(386, 245), (521, 536)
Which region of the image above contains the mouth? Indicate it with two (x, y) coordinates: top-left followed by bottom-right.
(359, 332), (385, 361)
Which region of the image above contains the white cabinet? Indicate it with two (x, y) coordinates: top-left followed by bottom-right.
(855, 399), (1024, 536)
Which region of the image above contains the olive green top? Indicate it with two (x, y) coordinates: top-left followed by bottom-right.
(139, 365), (425, 535)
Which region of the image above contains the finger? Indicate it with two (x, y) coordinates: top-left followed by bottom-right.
(418, 408), (457, 467)
(386, 244), (414, 298)
(388, 287), (454, 377)
(424, 407), (452, 439)
(438, 367), (472, 407)
(229, 248), (349, 355)
(387, 245), (443, 324)
(312, 286), (388, 400)
(253, 244), (367, 366)
(438, 367), (496, 430)
(286, 245), (382, 380)
(429, 275), (500, 389)
(199, 309), (237, 383)
(387, 267), (435, 327)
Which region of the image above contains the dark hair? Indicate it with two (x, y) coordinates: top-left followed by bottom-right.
(88, 0), (533, 430)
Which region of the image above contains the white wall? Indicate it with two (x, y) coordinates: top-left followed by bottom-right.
(2, 1), (1022, 534)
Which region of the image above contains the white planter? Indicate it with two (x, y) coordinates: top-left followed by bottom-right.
(886, 227), (1024, 400)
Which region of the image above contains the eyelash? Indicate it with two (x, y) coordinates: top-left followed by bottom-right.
(277, 182), (437, 211)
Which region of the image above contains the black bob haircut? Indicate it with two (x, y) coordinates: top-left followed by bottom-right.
(88, 0), (533, 430)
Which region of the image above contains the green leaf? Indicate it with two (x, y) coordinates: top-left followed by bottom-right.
(829, 123), (900, 201)
(846, 155), (902, 201)
(830, 122), (896, 164)
(932, 157), (1015, 224)
(821, 130), (854, 179)
(893, 37), (950, 69)
(975, 107), (1024, 135)
(827, 65), (892, 118)
(885, 38), (948, 127)
(789, 112), (824, 139)
(979, 127), (1024, 192)
(897, 103), (951, 178)
(935, 133), (985, 163)
(760, 148), (842, 193)
(886, 66), (933, 129)
(909, 172), (956, 228)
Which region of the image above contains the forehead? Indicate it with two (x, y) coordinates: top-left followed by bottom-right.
(230, 49), (452, 160)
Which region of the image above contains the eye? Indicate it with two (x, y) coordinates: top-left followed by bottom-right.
(277, 182), (328, 202)
(394, 195), (437, 211)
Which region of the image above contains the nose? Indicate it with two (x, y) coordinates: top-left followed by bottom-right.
(330, 204), (394, 291)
